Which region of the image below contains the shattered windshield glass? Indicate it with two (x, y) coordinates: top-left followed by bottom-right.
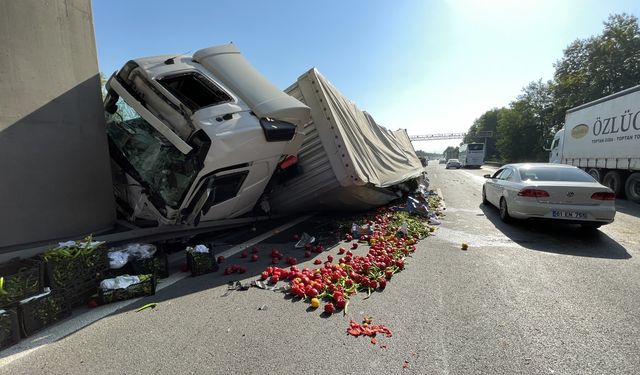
(106, 97), (198, 208)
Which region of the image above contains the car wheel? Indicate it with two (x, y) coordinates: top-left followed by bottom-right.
(482, 187), (489, 205)
(499, 198), (512, 223)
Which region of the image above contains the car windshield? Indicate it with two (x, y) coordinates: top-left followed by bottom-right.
(106, 97), (200, 208)
(518, 166), (595, 182)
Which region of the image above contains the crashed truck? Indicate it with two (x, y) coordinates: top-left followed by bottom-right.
(104, 44), (425, 227)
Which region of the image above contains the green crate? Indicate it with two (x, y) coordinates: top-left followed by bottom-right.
(0, 258), (44, 306)
(18, 290), (71, 337)
(0, 307), (20, 350)
(98, 275), (156, 305)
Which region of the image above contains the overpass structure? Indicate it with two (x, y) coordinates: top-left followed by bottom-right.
(409, 133), (466, 141)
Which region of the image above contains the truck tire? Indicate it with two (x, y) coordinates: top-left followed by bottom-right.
(586, 168), (602, 183)
(625, 173), (640, 203)
(602, 171), (624, 197)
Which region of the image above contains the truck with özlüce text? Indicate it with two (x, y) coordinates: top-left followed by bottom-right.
(549, 84), (640, 203)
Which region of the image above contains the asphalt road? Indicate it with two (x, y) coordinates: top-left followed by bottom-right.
(2, 162), (640, 374)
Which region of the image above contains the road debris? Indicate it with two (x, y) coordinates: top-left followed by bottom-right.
(136, 302), (157, 312)
(222, 281), (250, 297)
(347, 316), (393, 340)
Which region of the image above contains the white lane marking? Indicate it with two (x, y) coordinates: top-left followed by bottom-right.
(217, 214), (314, 258)
(460, 170), (489, 185)
(434, 227), (521, 248)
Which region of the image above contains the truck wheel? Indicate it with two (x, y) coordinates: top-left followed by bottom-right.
(586, 168), (601, 183)
(625, 173), (640, 203)
(602, 171), (624, 197)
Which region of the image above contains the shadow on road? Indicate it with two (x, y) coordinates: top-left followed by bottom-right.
(479, 204), (631, 260)
(614, 199), (640, 217)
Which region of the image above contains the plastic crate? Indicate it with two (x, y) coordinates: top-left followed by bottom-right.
(98, 275), (156, 305)
(0, 258), (44, 306)
(44, 245), (109, 307)
(18, 290), (71, 338)
(186, 251), (218, 277)
(0, 307), (20, 350)
(131, 251), (169, 279)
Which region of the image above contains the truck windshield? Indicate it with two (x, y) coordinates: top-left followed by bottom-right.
(106, 97), (198, 208)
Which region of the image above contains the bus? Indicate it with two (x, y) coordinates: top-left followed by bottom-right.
(458, 143), (484, 168)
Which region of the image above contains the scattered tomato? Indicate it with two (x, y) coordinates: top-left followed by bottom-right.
(324, 303), (335, 314)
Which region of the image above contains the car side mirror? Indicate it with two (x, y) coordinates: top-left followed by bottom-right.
(483, 174), (492, 179)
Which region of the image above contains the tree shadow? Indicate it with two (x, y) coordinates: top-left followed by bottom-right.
(478, 204), (631, 260)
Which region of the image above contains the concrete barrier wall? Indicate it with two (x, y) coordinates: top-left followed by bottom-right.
(0, 0), (115, 251)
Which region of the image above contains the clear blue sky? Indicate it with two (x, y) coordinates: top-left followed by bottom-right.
(92, 0), (640, 153)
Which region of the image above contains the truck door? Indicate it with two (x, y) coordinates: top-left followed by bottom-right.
(549, 130), (563, 163)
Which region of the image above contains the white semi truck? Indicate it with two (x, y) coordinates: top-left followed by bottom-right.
(104, 44), (424, 227)
(549, 85), (640, 203)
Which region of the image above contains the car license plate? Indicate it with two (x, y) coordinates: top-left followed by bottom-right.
(552, 210), (587, 219)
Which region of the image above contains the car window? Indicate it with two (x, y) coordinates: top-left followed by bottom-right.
(492, 168), (505, 179)
(519, 166), (596, 182)
(500, 169), (513, 180)
(158, 72), (232, 112)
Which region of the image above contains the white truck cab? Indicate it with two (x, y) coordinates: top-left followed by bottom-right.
(104, 44), (310, 226)
(548, 128), (564, 164)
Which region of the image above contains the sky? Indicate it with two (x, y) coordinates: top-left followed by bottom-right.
(92, 0), (640, 154)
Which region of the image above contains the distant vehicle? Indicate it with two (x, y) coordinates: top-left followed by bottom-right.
(439, 158), (446, 164)
(459, 143), (485, 168)
(482, 163), (615, 229)
(548, 84), (640, 203)
(446, 159), (461, 169)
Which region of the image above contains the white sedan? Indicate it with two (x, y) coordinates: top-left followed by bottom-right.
(482, 163), (616, 229)
(446, 159), (461, 169)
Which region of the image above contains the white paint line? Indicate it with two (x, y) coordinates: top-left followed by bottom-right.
(460, 170), (489, 186)
(217, 214), (314, 258)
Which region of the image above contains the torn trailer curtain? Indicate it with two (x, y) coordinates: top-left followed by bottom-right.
(268, 68), (425, 212)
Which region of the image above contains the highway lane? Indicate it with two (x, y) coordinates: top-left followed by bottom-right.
(3, 162), (640, 374)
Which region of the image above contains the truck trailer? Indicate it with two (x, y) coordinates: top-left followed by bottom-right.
(104, 45), (425, 226)
(266, 68), (425, 212)
(549, 84), (640, 203)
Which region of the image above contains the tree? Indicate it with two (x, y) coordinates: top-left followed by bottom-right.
(442, 146), (459, 160)
(552, 13), (640, 126)
(463, 108), (502, 161)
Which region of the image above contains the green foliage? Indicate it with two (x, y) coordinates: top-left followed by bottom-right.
(463, 108), (501, 160)
(465, 13), (640, 163)
(442, 146), (459, 160)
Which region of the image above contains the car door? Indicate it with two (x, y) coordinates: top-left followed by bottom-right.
(485, 168), (505, 205)
(494, 168), (514, 203)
